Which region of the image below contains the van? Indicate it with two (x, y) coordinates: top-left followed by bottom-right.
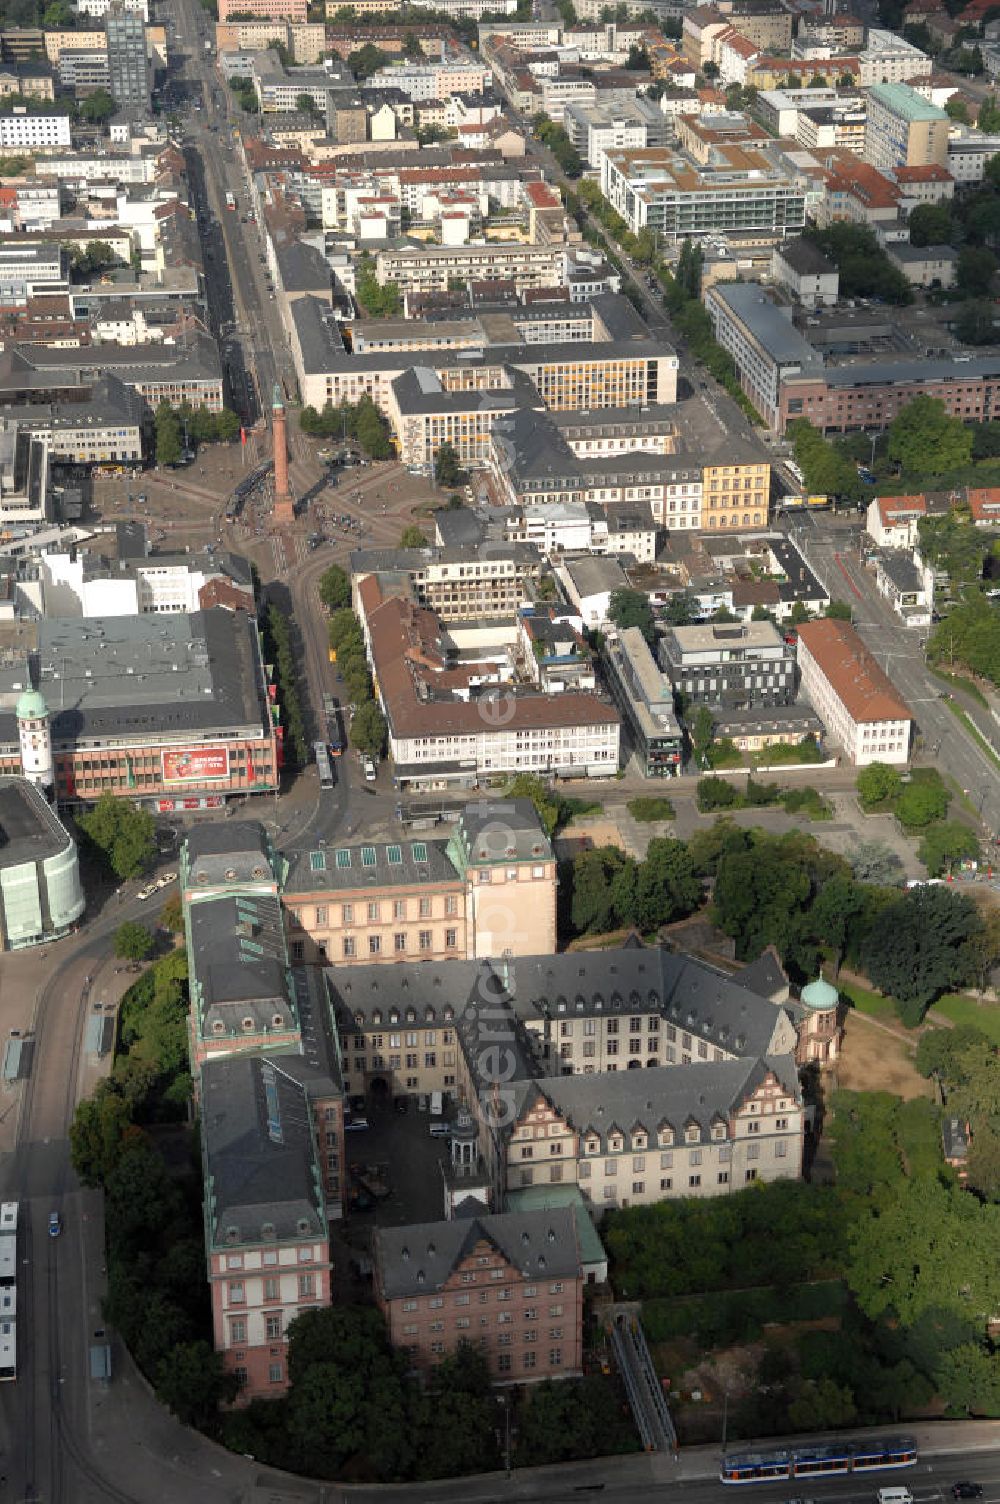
(878, 1489), (913, 1504)
(430, 1090), (443, 1117)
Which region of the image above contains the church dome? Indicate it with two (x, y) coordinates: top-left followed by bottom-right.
(15, 689), (47, 721)
(801, 973), (839, 1011)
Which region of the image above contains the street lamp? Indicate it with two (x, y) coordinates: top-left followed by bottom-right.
(495, 1393), (516, 1480)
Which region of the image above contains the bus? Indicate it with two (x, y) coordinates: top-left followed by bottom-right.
(314, 741), (334, 790)
(225, 192), (236, 211)
(721, 1436), (918, 1485)
(0, 1202), (16, 1381)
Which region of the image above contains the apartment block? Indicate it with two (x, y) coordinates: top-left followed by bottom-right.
(601, 144), (806, 240)
(796, 617), (913, 765)
(701, 441), (771, 530)
(0, 113), (71, 150)
(604, 626), (683, 777)
(858, 28), (932, 85)
(282, 799), (557, 967)
(350, 541), (540, 621)
(864, 82), (948, 170)
(358, 585), (620, 789)
(660, 620), (795, 707)
(705, 280), (823, 429)
(220, 0), (307, 20)
(375, 1209), (584, 1382)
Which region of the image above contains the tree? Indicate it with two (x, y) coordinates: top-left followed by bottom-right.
(78, 793), (156, 879)
(79, 88), (116, 124)
(69, 1084), (132, 1187)
(856, 762), (902, 810)
(160, 891), (183, 933)
(569, 845), (638, 935)
(919, 820), (979, 876)
(295, 92), (319, 114)
(896, 778), (949, 829)
(154, 400), (182, 467)
(318, 564), (350, 611)
(908, 201), (953, 248)
(848, 839), (902, 885)
(936, 1344), (1000, 1416)
(347, 43), (390, 78)
(887, 395), (972, 476)
(825, 600), (853, 621)
(434, 441), (461, 487)
(350, 700), (386, 760)
(955, 300), (998, 346)
(514, 1377), (638, 1466)
(609, 588), (655, 644)
(691, 704), (714, 765)
(958, 244), (999, 297)
(663, 593), (695, 625)
(946, 95), (970, 122)
(633, 837), (701, 931)
(808, 874), (868, 972)
(156, 1341), (238, 1425)
(787, 1377), (857, 1432)
(862, 884), (983, 1024)
(114, 922), (154, 962)
(847, 1177), (1000, 1330)
(979, 94), (1000, 133)
(399, 525), (427, 548)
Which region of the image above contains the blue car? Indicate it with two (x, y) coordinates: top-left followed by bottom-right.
(48, 1211), (61, 1239)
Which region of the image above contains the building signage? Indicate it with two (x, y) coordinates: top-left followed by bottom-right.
(160, 747), (230, 784)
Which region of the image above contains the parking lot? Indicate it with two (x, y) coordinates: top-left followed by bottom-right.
(345, 1090), (454, 1230)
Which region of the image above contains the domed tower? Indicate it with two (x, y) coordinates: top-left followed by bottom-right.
(799, 971), (842, 1065)
(16, 688), (53, 797)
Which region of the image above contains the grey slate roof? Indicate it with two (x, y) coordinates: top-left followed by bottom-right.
(520, 1054), (800, 1148)
(2, 608), (268, 746)
(325, 959), (480, 1039)
(446, 796), (552, 870)
(201, 1053), (325, 1251)
(185, 821), (275, 889)
(375, 1206), (581, 1300)
(284, 834), (458, 895)
(510, 947), (795, 1059)
(188, 889), (294, 1039)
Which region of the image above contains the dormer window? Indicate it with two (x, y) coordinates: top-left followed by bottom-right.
(242, 1017), (254, 1032)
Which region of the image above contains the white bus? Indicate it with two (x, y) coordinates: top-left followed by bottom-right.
(314, 741), (334, 790)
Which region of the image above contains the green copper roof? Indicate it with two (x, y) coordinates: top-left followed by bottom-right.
(801, 973), (839, 1011)
(15, 689), (47, 721)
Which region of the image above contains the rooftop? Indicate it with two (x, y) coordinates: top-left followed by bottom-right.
(797, 617), (913, 724)
(375, 1207), (581, 1301)
(868, 80), (947, 122)
(201, 1054), (325, 1252)
(0, 776), (72, 870)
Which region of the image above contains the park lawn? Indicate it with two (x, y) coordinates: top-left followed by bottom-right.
(839, 978), (898, 1020)
(932, 992), (1000, 1044)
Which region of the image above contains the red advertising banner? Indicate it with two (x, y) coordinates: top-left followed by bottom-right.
(161, 747), (231, 784)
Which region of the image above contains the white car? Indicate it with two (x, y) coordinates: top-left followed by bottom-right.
(155, 872), (177, 889)
(136, 883), (158, 902)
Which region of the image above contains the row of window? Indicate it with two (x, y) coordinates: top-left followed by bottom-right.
(226, 1272), (316, 1302)
(295, 895), (458, 925)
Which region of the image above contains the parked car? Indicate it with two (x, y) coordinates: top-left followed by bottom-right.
(155, 872), (177, 889)
(344, 1117), (370, 1132)
(136, 883), (158, 901)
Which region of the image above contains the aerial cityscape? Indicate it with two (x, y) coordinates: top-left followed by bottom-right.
(1, 0), (1000, 1495)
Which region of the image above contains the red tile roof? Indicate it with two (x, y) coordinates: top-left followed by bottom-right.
(797, 618), (913, 725)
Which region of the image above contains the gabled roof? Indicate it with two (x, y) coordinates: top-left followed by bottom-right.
(375, 1207), (581, 1300)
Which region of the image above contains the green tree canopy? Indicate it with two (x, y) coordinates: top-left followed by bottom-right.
(350, 700), (386, 760)
(856, 762), (902, 809)
(114, 921), (154, 962)
(861, 884), (983, 1023)
(609, 587), (655, 644)
(887, 395), (973, 476)
(400, 525), (427, 548)
(318, 564), (350, 611)
(78, 794), (155, 879)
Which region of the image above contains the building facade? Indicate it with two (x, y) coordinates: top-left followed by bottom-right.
(796, 617), (913, 765)
(375, 1209), (584, 1382)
